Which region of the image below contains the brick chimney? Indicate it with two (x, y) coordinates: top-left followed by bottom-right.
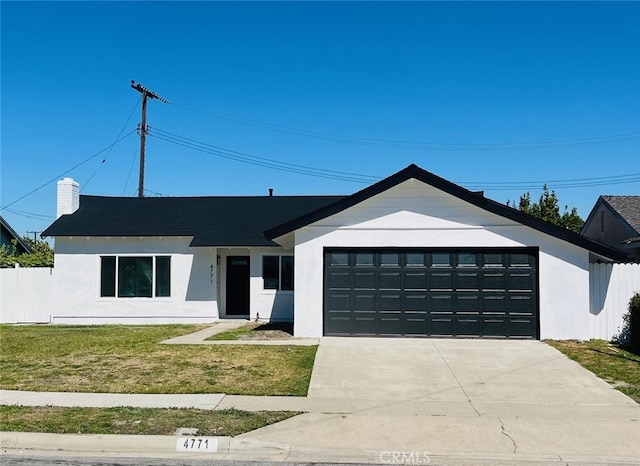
(57, 178), (79, 218)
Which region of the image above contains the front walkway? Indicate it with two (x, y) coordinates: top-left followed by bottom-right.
(160, 320), (319, 346)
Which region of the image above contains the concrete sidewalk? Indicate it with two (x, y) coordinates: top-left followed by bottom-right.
(3, 431), (639, 465)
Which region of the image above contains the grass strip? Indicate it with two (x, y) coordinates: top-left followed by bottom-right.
(547, 339), (640, 403)
(0, 325), (317, 396)
(0, 405), (300, 436)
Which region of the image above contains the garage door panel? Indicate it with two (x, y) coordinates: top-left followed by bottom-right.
(457, 294), (480, 312)
(508, 317), (537, 338)
(379, 294), (401, 311)
(456, 316), (481, 336)
(324, 249), (538, 338)
(456, 272), (480, 290)
(404, 293), (428, 311)
(430, 294), (454, 312)
(404, 316), (428, 335)
(482, 272), (506, 291)
(378, 312), (402, 335)
(508, 295), (535, 314)
(430, 271), (453, 290)
(430, 315), (454, 336)
(483, 294), (506, 312)
(326, 293), (351, 312)
(482, 318), (508, 338)
(379, 271), (401, 290)
(354, 271), (376, 289)
(352, 315), (376, 335)
(509, 272), (534, 291)
(354, 293), (376, 311)
(403, 271), (427, 290)
(326, 316), (351, 334)
(327, 271), (350, 289)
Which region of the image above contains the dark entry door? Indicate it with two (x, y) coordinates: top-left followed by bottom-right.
(226, 256), (250, 316)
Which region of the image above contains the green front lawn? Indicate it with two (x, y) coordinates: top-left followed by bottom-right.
(547, 339), (640, 403)
(0, 405), (299, 436)
(0, 325), (316, 396)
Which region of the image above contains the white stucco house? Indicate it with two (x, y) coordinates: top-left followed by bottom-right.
(42, 165), (626, 339)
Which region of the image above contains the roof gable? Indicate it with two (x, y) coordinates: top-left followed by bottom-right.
(601, 196), (640, 234)
(0, 215), (32, 254)
(264, 164), (627, 261)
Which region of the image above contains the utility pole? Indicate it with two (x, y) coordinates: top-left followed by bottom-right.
(130, 81), (166, 198)
(27, 231), (41, 242)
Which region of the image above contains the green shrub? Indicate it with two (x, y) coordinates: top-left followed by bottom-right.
(621, 292), (640, 352)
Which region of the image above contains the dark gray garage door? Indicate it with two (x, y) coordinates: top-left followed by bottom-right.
(324, 248), (539, 339)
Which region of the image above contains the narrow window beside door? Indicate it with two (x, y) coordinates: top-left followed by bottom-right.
(262, 255), (294, 291)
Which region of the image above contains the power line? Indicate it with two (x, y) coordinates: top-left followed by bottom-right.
(166, 98), (640, 151)
(4, 208), (55, 221)
(122, 147), (139, 195)
(0, 130), (137, 211)
(147, 126), (378, 183)
(83, 96), (141, 191)
(146, 126), (640, 190)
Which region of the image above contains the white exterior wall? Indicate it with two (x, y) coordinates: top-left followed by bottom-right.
(52, 237), (219, 324)
(590, 263), (640, 340)
(51, 239), (294, 324)
(216, 246), (294, 321)
(290, 179), (591, 339)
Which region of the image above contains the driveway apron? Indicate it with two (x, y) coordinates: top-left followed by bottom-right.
(242, 337), (640, 461)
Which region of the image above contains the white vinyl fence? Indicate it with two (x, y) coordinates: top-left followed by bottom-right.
(0, 266), (53, 323)
(590, 263), (640, 340)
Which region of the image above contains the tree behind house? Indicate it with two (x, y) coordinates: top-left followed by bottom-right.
(511, 185), (584, 233)
(0, 237), (54, 268)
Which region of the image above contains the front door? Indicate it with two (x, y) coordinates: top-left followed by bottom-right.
(226, 256), (250, 316)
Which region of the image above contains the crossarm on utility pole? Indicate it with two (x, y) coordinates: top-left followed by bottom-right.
(130, 81), (166, 198)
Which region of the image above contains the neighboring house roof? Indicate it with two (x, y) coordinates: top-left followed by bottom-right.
(0, 215), (32, 254)
(600, 195), (640, 236)
(265, 164), (627, 261)
(42, 195), (346, 247)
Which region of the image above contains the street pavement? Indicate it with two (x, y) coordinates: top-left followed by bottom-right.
(2, 329), (639, 465)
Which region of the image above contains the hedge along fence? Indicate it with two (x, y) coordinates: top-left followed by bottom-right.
(621, 292), (640, 350)
(590, 263), (640, 341)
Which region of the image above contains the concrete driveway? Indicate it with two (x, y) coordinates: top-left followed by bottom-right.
(243, 338), (640, 464)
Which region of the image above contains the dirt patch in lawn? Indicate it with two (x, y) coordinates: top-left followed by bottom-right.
(235, 322), (294, 340)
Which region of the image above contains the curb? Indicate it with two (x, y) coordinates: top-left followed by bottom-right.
(3, 432), (640, 465)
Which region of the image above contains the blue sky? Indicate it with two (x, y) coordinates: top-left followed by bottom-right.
(2, 1), (639, 239)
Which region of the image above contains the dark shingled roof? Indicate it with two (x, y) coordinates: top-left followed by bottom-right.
(42, 165), (628, 261)
(601, 196), (640, 234)
(42, 195), (346, 246)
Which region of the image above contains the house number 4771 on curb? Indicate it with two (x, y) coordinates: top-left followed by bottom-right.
(176, 437), (218, 452)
